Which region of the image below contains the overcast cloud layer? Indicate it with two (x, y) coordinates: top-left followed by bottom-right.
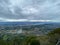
(0, 0), (60, 22)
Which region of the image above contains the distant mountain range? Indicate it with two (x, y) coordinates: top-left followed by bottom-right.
(0, 22), (59, 26)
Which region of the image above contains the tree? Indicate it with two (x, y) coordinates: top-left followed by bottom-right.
(30, 40), (40, 45)
(25, 36), (40, 45)
(48, 28), (60, 45)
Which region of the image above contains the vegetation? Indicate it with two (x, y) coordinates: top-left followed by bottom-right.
(0, 28), (60, 45)
(47, 28), (60, 45)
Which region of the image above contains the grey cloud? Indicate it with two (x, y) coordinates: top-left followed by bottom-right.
(0, 0), (60, 21)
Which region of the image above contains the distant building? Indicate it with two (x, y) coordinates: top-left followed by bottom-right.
(17, 28), (23, 34)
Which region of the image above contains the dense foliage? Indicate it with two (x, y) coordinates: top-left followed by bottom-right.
(0, 28), (60, 45)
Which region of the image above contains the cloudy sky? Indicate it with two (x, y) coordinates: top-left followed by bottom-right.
(0, 0), (60, 22)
